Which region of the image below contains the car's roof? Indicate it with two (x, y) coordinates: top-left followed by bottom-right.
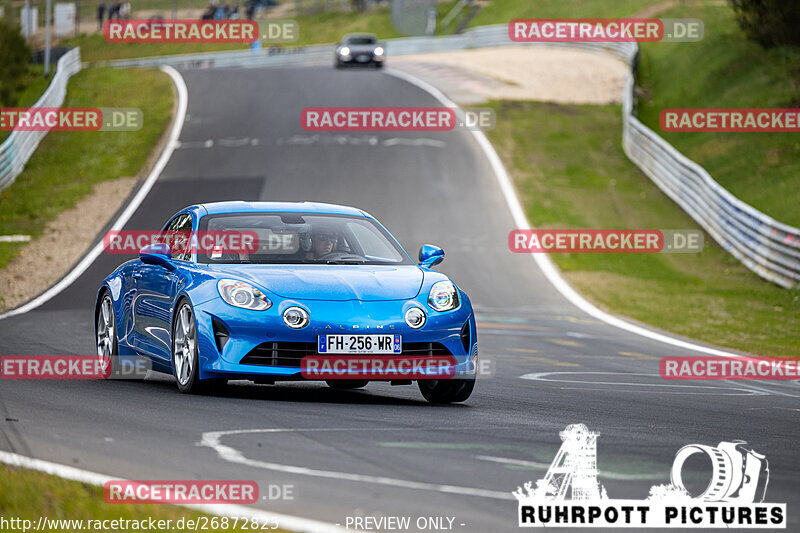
(194, 201), (369, 217)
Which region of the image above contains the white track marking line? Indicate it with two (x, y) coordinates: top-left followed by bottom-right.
(519, 371), (766, 396)
(0, 235), (31, 243)
(0, 65), (188, 321)
(199, 428), (514, 501)
(0, 450), (346, 533)
(385, 67), (748, 360)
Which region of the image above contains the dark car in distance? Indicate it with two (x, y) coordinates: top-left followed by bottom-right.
(335, 33), (385, 68)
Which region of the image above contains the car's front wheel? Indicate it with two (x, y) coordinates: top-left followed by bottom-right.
(96, 291), (119, 377)
(418, 378), (475, 404)
(173, 300), (203, 393)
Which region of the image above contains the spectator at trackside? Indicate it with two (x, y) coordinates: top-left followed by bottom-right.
(108, 1), (120, 19)
(120, 0), (131, 19)
(97, 1), (106, 29)
(245, 0), (255, 20)
(201, 2), (216, 19)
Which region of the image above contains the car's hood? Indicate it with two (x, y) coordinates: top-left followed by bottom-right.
(207, 264), (423, 301)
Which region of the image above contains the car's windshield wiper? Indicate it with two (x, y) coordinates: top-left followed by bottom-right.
(325, 260), (367, 264)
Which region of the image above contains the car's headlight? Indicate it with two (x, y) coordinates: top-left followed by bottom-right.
(405, 307), (426, 329)
(428, 280), (459, 311)
(374, 46), (384, 56)
(217, 279), (272, 311)
(339, 46), (350, 56)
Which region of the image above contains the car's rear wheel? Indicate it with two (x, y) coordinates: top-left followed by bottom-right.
(418, 378), (475, 404)
(173, 300), (203, 394)
(326, 380), (369, 390)
(96, 292), (119, 377)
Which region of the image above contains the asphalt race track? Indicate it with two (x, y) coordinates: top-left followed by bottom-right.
(1, 66), (799, 531)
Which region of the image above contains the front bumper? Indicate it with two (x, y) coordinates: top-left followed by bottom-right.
(194, 297), (476, 381)
(338, 52), (385, 65)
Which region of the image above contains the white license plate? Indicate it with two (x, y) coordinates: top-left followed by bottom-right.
(318, 334), (401, 354)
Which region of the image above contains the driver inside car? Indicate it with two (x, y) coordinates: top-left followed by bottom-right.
(306, 229), (339, 260)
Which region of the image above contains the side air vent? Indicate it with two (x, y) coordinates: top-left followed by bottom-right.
(211, 317), (230, 353)
(460, 320), (470, 355)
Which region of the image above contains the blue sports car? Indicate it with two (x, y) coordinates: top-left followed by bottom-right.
(95, 202), (477, 403)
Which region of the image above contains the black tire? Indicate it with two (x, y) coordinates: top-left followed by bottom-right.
(375, 62), (384, 69)
(418, 378), (475, 404)
(95, 290), (120, 378)
(326, 380), (369, 390)
(172, 299), (205, 394)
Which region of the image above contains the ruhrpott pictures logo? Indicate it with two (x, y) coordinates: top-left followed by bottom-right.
(514, 424), (785, 528)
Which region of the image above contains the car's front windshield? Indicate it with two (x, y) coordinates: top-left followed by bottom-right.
(345, 36), (376, 45)
(197, 213), (412, 265)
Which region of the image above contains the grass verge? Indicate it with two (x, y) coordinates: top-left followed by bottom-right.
(0, 67), (173, 269)
(469, 0), (657, 28)
(65, 33), (248, 64)
(483, 100), (799, 357)
(636, 2), (800, 226)
(0, 464), (289, 532)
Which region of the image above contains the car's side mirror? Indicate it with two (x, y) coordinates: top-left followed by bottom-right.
(418, 244), (444, 268)
(139, 243), (175, 270)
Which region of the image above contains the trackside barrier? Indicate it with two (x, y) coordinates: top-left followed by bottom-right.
(102, 24), (800, 288)
(0, 48), (82, 192)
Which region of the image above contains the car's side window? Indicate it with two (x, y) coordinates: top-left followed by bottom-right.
(159, 214), (193, 262)
(171, 214), (193, 262)
(161, 214), (183, 233)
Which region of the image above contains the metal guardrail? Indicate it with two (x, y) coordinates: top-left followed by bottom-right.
(106, 25), (799, 287)
(0, 48), (82, 193)
(615, 52), (800, 289)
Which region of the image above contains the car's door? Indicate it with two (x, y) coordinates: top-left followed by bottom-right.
(132, 213), (192, 363)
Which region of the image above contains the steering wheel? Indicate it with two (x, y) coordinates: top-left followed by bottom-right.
(317, 252), (366, 263)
